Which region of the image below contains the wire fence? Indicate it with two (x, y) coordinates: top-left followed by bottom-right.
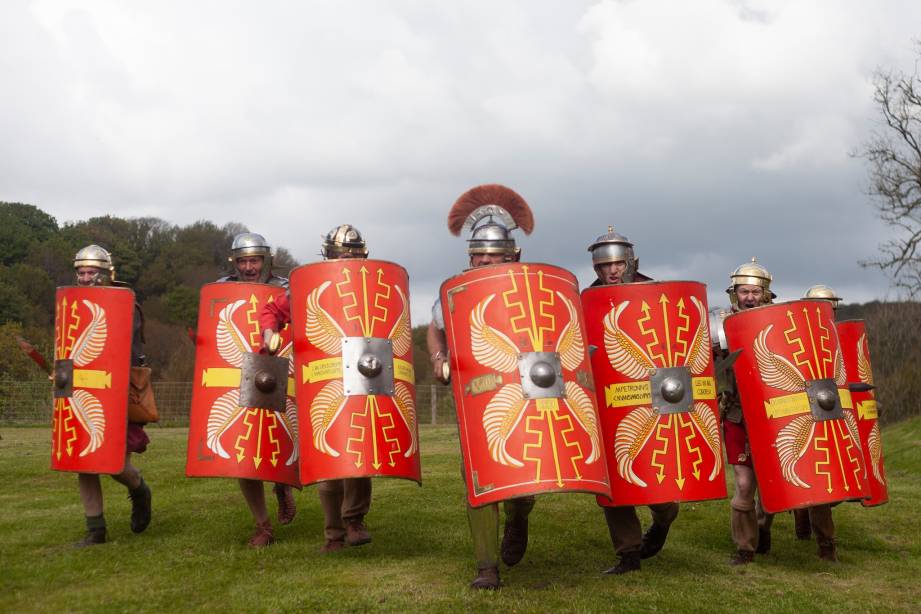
(0, 379), (458, 427)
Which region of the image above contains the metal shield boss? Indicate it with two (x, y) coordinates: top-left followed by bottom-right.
(582, 281), (727, 507)
(290, 260), (420, 485)
(51, 286), (134, 474)
(185, 282), (300, 487)
(837, 320), (887, 507)
(441, 263), (610, 507)
(724, 300), (867, 513)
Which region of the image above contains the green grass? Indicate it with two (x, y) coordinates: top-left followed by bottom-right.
(1, 420), (920, 613)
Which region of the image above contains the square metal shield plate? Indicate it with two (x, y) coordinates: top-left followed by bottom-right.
(239, 352), (289, 412)
(342, 337), (395, 397)
(517, 351), (564, 400)
(650, 366), (692, 415)
(806, 378), (844, 421)
(53, 359), (74, 399)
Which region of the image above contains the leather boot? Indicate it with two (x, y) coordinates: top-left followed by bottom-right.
(75, 528), (107, 548)
(273, 483), (297, 525)
(730, 549), (755, 566)
(128, 478), (152, 534)
(501, 514), (529, 566)
(603, 552), (641, 575)
(817, 541), (838, 562)
(320, 538), (345, 553)
(470, 566), (500, 590)
(346, 518), (372, 546)
(755, 527), (771, 554)
(793, 508), (812, 540)
(247, 521), (274, 548)
(640, 523), (670, 559)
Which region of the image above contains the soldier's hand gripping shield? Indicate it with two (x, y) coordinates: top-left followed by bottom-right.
(724, 300), (867, 513)
(289, 260), (420, 485)
(582, 281), (726, 507)
(441, 263), (610, 507)
(837, 320), (888, 507)
(185, 282), (300, 487)
(51, 286), (134, 474)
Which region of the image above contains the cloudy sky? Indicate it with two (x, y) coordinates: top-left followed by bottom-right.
(2, 0), (920, 322)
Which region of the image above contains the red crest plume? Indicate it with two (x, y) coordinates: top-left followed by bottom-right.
(447, 184), (534, 236)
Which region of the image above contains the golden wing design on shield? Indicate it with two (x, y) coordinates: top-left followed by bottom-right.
(216, 299), (250, 367)
(482, 383), (528, 467)
(70, 389), (106, 456)
(833, 349), (847, 386)
(277, 397), (299, 466)
(393, 381), (417, 457)
(555, 291), (584, 371)
(562, 381), (600, 463)
(686, 296), (711, 375)
(857, 334), (874, 385)
(306, 281), (346, 355)
(614, 406), (658, 487)
(389, 285), (412, 357)
(206, 388), (244, 459)
(71, 300), (108, 367)
(842, 409), (861, 456)
(689, 401), (722, 480)
(775, 414), (814, 488)
(868, 421), (885, 484)
(471, 294), (519, 373)
(754, 325), (806, 392)
(310, 379), (347, 457)
(603, 302), (656, 380)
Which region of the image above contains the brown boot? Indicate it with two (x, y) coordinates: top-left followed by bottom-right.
(817, 541), (838, 562)
(320, 538), (345, 553)
(470, 566), (500, 590)
(75, 528), (107, 548)
(640, 523), (670, 559)
(793, 509), (812, 540)
(247, 521), (274, 548)
(346, 519), (371, 546)
(603, 552), (641, 575)
(730, 549), (755, 566)
(273, 483), (297, 525)
(755, 527), (771, 554)
(501, 514), (529, 566)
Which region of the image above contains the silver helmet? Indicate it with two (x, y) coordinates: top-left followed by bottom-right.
(803, 284), (842, 310)
(228, 232), (273, 282)
(321, 224), (368, 259)
(587, 226), (638, 283)
(447, 184), (534, 261)
(468, 221), (518, 257)
(727, 257), (775, 307)
(73, 244), (115, 284)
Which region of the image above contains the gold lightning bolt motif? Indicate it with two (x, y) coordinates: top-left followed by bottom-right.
(784, 310), (815, 380)
(815, 307), (833, 376)
(335, 267), (362, 333)
(379, 402), (401, 468)
(502, 267), (556, 352)
(837, 419), (862, 491)
(346, 398), (369, 468)
(637, 301), (666, 366)
(650, 416), (671, 484)
(266, 411), (281, 468)
(245, 294), (261, 349)
(235, 408), (258, 463)
(679, 413), (704, 482)
(557, 409), (585, 480)
(672, 297), (691, 366)
(370, 268), (392, 336)
(813, 421), (833, 493)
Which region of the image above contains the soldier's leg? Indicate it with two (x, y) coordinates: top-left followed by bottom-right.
(76, 473), (106, 546)
(602, 506), (642, 574)
(793, 508), (812, 540)
(342, 477), (372, 546)
(112, 453), (151, 533)
(272, 483), (297, 525)
(641, 502), (679, 559)
(809, 504), (837, 561)
(238, 478), (273, 547)
(468, 502), (500, 589)
(318, 479), (346, 551)
(501, 496), (534, 566)
(755, 496), (774, 554)
(730, 464), (757, 563)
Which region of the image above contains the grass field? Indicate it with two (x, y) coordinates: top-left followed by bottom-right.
(1, 420), (920, 613)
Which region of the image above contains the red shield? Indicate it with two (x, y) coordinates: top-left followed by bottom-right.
(185, 282), (300, 487)
(837, 320), (888, 507)
(51, 286), (134, 474)
(289, 260), (419, 485)
(441, 263), (610, 507)
(582, 281), (726, 506)
(724, 300), (867, 513)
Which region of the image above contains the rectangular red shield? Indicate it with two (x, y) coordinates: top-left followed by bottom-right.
(724, 300), (867, 513)
(582, 281), (726, 506)
(289, 260), (420, 486)
(185, 282), (300, 487)
(442, 263), (610, 507)
(837, 320), (888, 507)
(51, 286), (134, 474)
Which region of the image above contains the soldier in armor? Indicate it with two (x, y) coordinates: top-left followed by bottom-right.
(216, 233), (297, 547)
(260, 225), (374, 553)
(72, 245), (152, 546)
(587, 228), (679, 575)
(426, 184), (535, 590)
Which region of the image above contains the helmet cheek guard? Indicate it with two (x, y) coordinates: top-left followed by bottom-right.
(727, 257), (775, 308)
(74, 245), (115, 284)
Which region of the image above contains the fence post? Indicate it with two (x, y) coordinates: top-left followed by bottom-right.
(430, 384), (437, 425)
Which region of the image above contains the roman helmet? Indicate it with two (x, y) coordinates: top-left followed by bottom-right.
(228, 232), (273, 282)
(587, 226), (639, 283)
(73, 244), (115, 285)
(321, 224), (368, 259)
(726, 257), (775, 307)
(448, 184), (534, 261)
(803, 284), (842, 310)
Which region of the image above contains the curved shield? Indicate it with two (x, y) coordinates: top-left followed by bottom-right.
(724, 300), (866, 513)
(837, 320), (888, 507)
(290, 260), (419, 485)
(185, 282), (300, 487)
(442, 263), (610, 507)
(582, 281), (726, 506)
(51, 286), (133, 474)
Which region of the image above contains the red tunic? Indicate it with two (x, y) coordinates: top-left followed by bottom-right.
(259, 290), (291, 332)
